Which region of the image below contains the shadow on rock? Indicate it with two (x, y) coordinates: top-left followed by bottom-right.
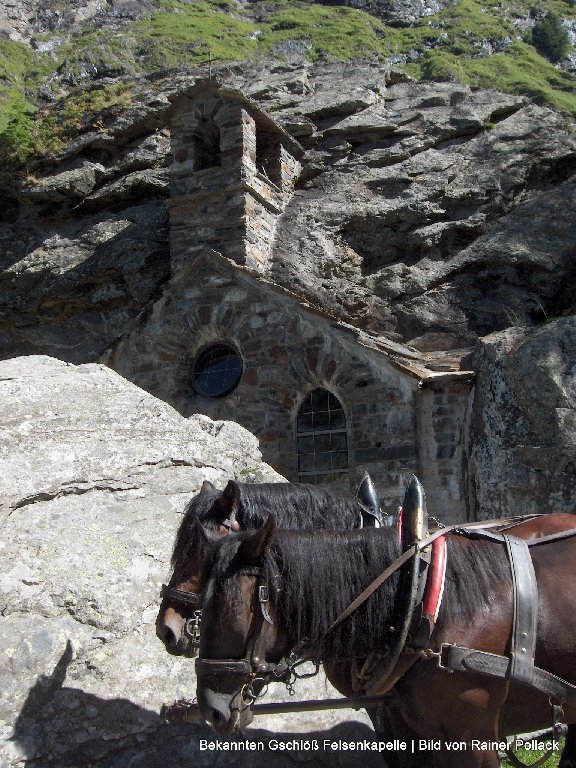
(11, 642), (385, 767)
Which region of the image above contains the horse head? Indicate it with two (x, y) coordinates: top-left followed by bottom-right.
(155, 479), (242, 656)
(195, 516), (287, 734)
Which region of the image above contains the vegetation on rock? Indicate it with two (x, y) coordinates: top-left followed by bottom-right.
(532, 11), (571, 61)
(0, 0), (574, 166)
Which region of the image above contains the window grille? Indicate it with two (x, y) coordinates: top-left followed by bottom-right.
(296, 388), (348, 485)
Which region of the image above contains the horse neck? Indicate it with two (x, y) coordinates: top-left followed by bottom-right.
(268, 528), (401, 661)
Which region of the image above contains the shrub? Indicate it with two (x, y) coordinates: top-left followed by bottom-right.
(0, 93), (34, 166)
(532, 12), (570, 63)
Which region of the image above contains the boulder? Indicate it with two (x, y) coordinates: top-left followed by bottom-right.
(0, 356), (377, 768)
(466, 317), (576, 518)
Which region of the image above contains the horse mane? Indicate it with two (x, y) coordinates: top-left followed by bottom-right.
(171, 485), (222, 568)
(233, 483), (360, 529)
(171, 481), (361, 570)
(210, 527), (403, 661)
(208, 526), (512, 662)
(441, 535), (511, 624)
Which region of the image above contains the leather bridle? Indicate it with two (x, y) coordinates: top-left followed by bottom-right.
(160, 584), (201, 606)
(160, 583), (203, 651)
(194, 565), (312, 703)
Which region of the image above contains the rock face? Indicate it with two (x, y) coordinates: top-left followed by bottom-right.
(317, 0), (451, 22)
(0, 356), (381, 768)
(265, 72), (576, 349)
(466, 317), (576, 518)
(1, 62), (574, 362)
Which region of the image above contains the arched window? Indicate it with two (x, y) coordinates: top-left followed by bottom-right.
(296, 388), (348, 485)
(193, 115), (221, 171)
(256, 129), (282, 187)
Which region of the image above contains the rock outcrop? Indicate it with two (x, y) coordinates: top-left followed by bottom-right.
(1, 62), (575, 362)
(0, 356), (378, 767)
(466, 317), (576, 519)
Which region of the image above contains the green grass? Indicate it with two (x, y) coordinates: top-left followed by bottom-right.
(0, 0), (574, 167)
(388, 0), (576, 114)
(258, 3), (384, 60)
(501, 739), (562, 768)
(131, 1), (260, 67)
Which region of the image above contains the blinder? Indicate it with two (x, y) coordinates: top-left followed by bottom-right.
(160, 583), (203, 653)
(160, 583), (201, 607)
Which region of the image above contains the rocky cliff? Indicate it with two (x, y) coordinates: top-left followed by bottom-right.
(1, 2), (575, 763)
(0, 356), (380, 768)
(466, 316), (576, 518)
(1, 60), (575, 362)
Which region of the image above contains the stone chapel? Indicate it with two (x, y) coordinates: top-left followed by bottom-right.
(107, 80), (475, 522)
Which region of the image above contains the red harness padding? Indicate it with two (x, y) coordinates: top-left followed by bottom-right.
(422, 535), (447, 622)
(397, 506), (447, 623)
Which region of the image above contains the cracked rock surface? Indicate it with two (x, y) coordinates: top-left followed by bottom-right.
(0, 356), (379, 768)
(1, 61), (575, 361)
(466, 317), (576, 518)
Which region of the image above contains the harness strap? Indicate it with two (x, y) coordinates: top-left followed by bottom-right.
(161, 584), (201, 606)
(439, 530), (576, 712)
(504, 534), (538, 685)
(326, 525), (455, 636)
(439, 645), (576, 710)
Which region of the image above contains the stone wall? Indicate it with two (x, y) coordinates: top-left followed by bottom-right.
(107, 255), (471, 518)
(416, 381), (472, 523)
(168, 82), (301, 273)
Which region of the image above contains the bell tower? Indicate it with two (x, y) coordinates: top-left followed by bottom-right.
(168, 80), (303, 274)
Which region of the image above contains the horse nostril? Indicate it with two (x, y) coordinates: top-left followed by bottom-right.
(159, 625), (176, 648)
(211, 708), (223, 723)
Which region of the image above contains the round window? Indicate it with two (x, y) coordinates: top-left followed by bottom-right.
(192, 344), (243, 398)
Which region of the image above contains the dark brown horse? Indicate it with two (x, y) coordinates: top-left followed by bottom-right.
(156, 477), (576, 657)
(158, 478), (576, 767)
(195, 516), (576, 768)
(156, 479), (372, 655)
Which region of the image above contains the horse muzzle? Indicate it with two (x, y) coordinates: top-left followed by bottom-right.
(197, 681), (254, 734)
(156, 606), (201, 657)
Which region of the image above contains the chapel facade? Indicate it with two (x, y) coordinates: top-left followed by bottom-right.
(107, 80), (474, 522)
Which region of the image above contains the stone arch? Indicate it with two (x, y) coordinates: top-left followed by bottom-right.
(188, 96), (226, 171)
(296, 387), (349, 486)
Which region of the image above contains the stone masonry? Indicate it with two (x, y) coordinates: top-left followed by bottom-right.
(168, 80), (302, 273)
(108, 253), (473, 521)
(106, 80), (475, 522)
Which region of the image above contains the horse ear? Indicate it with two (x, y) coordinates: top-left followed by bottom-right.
(214, 480), (240, 528)
(201, 479), (216, 493)
(194, 517), (223, 545)
(239, 515), (276, 565)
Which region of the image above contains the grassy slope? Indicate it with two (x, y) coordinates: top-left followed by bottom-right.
(0, 0), (574, 166)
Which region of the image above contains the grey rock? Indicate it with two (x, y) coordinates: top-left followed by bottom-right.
(4, 63), (573, 361)
(269, 77), (575, 345)
(85, 168), (170, 207)
(466, 318), (576, 518)
(16, 162), (106, 203)
(0, 357), (377, 768)
(0, 200), (171, 362)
